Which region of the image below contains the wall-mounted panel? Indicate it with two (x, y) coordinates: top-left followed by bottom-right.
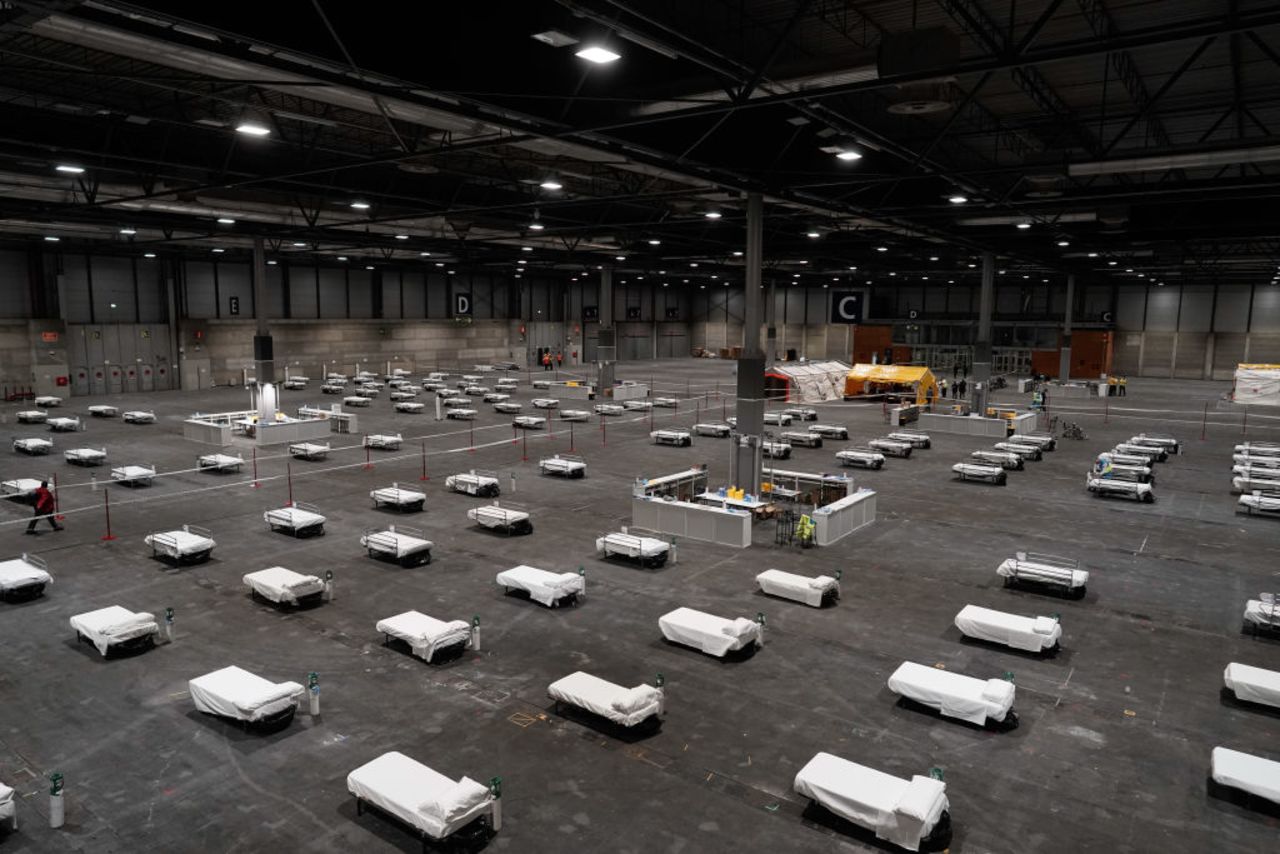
(1144, 286), (1179, 332)
(185, 260), (217, 319)
(347, 269), (372, 319)
(216, 263), (252, 320)
(318, 268), (346, 317)
(402, 271), (425, 318)
(1178, 285), (1213, 333)
(0, 251), (31, 317)
(1115, 286), (1146, 330)
(90, 256), (136, 322)
(290, 265), (318, 318)
(1251, 287), (1280, 333)
(1214, 285), (1250, 332)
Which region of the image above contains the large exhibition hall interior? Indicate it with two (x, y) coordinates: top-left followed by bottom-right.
(2, 1), (1280, 852)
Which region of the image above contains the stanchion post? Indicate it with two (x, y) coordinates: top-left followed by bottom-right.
(1242, 406), (1248, 436)
(420, 442), (429, 480)
(1201, 401), (1208, 441)
(286, 462), (293, 504)
(363, 444), (373, 470)
(601, 416), (607, 446)
(569, 420), (575, 451)
(52, 472), (65, 521)
(100, 488), (117, 541)
(469, 420), (475, 452)
(522, 430), (528, 462)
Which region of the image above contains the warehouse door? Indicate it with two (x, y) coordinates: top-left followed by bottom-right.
(71, 367), (90, 396)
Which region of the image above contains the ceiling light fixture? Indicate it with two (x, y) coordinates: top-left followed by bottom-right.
(1087, 252), (1099, 258)
(539, 179), (562, 190)
(835, 147), (863, 161)
(55, 164), (85, 174)
(217, 217), (235, 224)
(648, 238), (661, 245)
(366, 265), (374, 270)
(350, 201), (370, 210)
(420, 251), (431, 257)
(447, 270), (456, 275)
(948, 195), (967, 204)
(576, 45), (621, 64)
(521, 246), (533, 252)
(267, 260), (278, 266)
(394, 234), (409, 240)
(806, 231), (820, 238)
(1057, 240), (1070, 247)
(1016, 222), (1032, 230)
(338, 256), (348, 261)
(704, 211), (722, 220)
(1108, 261), (1117, 266)
(876, 246), (888, 252)
(211, 248), (225, 253)
(120, 228), (136, 235)
(235, 121), (271, 137)
(143, 252), (155, 258)
(528, 222), (545, 231)
(929, 256), (939, 261)
(732, 251), (743, 257)
(44, 236), (60, 242)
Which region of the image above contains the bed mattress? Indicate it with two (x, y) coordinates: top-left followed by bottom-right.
(1211, 747), (1280, 804)
(1239, 492), (1280, 514)
(996, 555), (1089, 590)
(112, 464), (155, 484)
(531, 398), (559, 409)
(198, 453), (243, 471)
(1224, 662), (1280, 708)
(244, 566), (325, 604)
(810, 424), (849, 439)
(492, 402), (521, 413)
(467, 505), (531, 533)
(623, 400), (652, 411)
(651, 430), (692, 446)
(0, 556), (52, 593)
(596, 532), (668, 561)
(122, 411), (155, 423)
(376, 611), (471, 662)
(514, 416), (546, 429)
(693, 422), (731, 437)
(756, 569), (840, 607)
(761, 441), (791, 459)
(65, 447), (107, 465)
(953, 462), (1007, 484)
(145, 527), (215, 558)
(289, 442), (329, 460)
(365, 434), (402, 450)
(13, 437), (53, 454)
(658, 607), (759, 657)
(539, 456), (586, 478)
(780, 431), (822, 448)
(347, 752), (493, 841)
(446, 473), (499, 495)
(836, 448), (885, 469)
(783, 407), (818, 421)
(446, 408), (477, 419)
(394, 402), (425, 413)
(47, 417), (80, 432)
(88, 405), (118, 417)
(34, 396), (61, 407)
(343, 396), (372, 407)
(955, 605), (1060, 652)
(371, 485), (426, 510)
(887, 661), (1015, 725)
(1243, 599), (1279, 629)
(1234, 443), (1280, 457)
(595, 404), (624, 416)
(1234, 475), (1280, 494)
(496, 565), (583, 607)
(361, 529), (433, 561)
(993, 441), (1040, 459)
(264, 505), (327, 534)
(189, 665), (302, 723)
(970, 450), (1021, 469)
(1, 478), (42, 499)
(652, 397), (679, 408)
(548, 671), (664, 727)
(763, 412), (792, 425)
(1087, 476), (1154, 501)
(70, 605), (158, 655)
(559, 409), (590, 421)
(17, 410), (47, 423)
(868, 438), (912, 457)
(886, 431), (930, 447)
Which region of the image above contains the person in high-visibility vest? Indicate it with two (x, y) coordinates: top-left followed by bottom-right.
(797, 514), (815, 546)
(1094, 453), (1114, 479)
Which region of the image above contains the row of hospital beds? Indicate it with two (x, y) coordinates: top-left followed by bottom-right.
(1086, 434), (1176, 502)
(1231, 442), (1280, 515)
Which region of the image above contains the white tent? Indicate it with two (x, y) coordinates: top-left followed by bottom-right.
(1233, 364), (1280, 407)
(765, 360), (850, 403)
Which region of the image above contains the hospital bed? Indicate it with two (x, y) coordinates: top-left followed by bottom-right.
(887, 430), (930, 448)
(1108, 451), (1155, 467)
(283, 377), (307, 390)
(762, 440), (791, 459)
(763, 411), (793, 426)
(693, 422), (731, 437)
(442, 395), (470, 407)
(482, 392), (510, 403)
(347, 752), (496, 845)
(1, 478), (42, 503)
(531, 379), (552, 389)
(1087, 474), (1155, 502)
(244, 566), (326, 607)
(869, 437), (912, 458)
(420, 381), (444, 393)
(16, 410), (46, 423)
(65, 447), (107, 466)
(513, 415), (546, 429)
(492, 402), (521, 414)
(377, 611), (472, 663)
(371, 483), (427, 512)
(446, 408), (477, 420)
(1007, 433), (1056, 452)
(888, 661), (1018, 729)
(1233, 463), (1279, 479)
(756, 569), (840, 607)
(952, 462), (1007, 485)
(13, 437), (52, 455)
(783, 407), (818, 421)
(653, 397), (679, 408)
(496, 377), (518, 388)
(781, 430), (823, 448)
(595, 404), (624, 416)
(1113, 442), (1166, 462)
(34, 395), (61, 407)
(189, 665), (302, 731)
(321, 383), (345, 394)
(1223, 663), (1280, 710)
(70, 605), (158, 657)
(560, 409), (590, 421)
(145, 525), (215, 565)
(389, 390), (418, 402)
(460, 374), (482, 384)
(467, 502), (533, 535)
(361, 525), (434, 567)
(122, 410), (155, 424)
(0, 780), (13, 831)
(1235, 442), (1280, 457)
(992, 441), (1041, 460)
(1209, 747), (1280, 809)
(808, 424), (849, 440)
(0, 554), (51, 602)
(997, 551), (1088, 598)
(87, 405), (118, 417)
(289, 441), (330, 460)
(1105, 462), (1154, 483)
(1233, 473), (1280, 494)
(793, 752), (951, 852)
(112, 463), (155, 486)
(1130, 433), (1180, 454)
(343, 395), (372, 407)
(596, 532), (669, 567)
(463, 385), (490, 396)
(1239, 490), (1280, 516)
(264, 502), (327, 537)
(651, 429), (693, 447)
(659, 608), (762, 657)
(836, 446), (886, 469)
(531, 398), (559, 409)
(624, 400), (652, 411)
(955, 605), (1061, 654)
(446, 470), (500, 497)
(364, 433), (402, 451)
(197, 452), (244, 472)
(970, 449), (1023, 470)
(47, 416), (80, 432)
(539, 454), (586, 478)
(394, 401), (425, 413)
(549, 671), (664, 730)
(496, 564), (584, 607)
(1243, 594), (1280, 636)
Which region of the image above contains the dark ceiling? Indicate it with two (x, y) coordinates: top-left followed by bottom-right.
(2, 0), (1280, 289)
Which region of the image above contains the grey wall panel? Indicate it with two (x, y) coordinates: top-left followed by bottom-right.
(1143, 331), (1175, 376)
(61, 254), (92, 322)
(137, 262), (166, 323)
(402, 271), (425, 317)
(290, 265), (318, 318)
(264, 263), (284, 319)
(216, 263), (252, 319)
(1048, 282), (1065, 316)
(1082, 284), (1111, 321)
(427, 272), (447, 317)
(91, 256), (136, 321)
(1178, 286), (1213, 333)
(726, 286), (744, 322)
(1113, 331), (1142, 374)
(382, 272), (402, 318)
(347, 269), (372, 318)
(806, 287), (826, 322)
(1251, 287), (1280, 333)
(1213, 333), (1247, 379)
(784, 286), (805, 322)
(924, 286), (946, 314)
(1174, 333), (1208, 379)
(1115, 286), (1146, 330)
(1248, 334), (1280, 362)
(996, 286), (1021, 315)
(1214, 286), (1251, 332)
(318, 269), (346, 317)
(0, 251), (30, 317)
(492, 279), (508, 320)
(184, 261), (216, 318)
(1145, 286), (1179, 332)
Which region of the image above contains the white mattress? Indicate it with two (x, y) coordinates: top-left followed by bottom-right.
(658, 607), (759, 657)
(1243, 599), (1279, 629)
(347, 752), (493, 840)
(344, 396), (371, 407)
(113, 464), (155, 482)
(955, 605), (1060, 652)
(763, 412), (792, 425)
(145, 528), (215, 557)
(0, 782), (11, 822)
(540, 456), (585, 475)
(14, 437), (53, 453)
(1211, 747), (1280, 804)
(837, 448), (885, 467)
(446, 473), (498, 494)
(244, 566), (325, 604)
(65, 447), (107, 464)
(693, 422), (730, 436)
(371, 486), (426, 507)
(781, 431), (822, 446)
(34, 396), (61, 406)
(993, 442), (1039, 457)
(1234, 475), (1280, 494)
(560, 409), (589, 421)
(651, 430), (690, 444)
(1240, 492), (1280, 513)
(810, 424), (849, 438)
(783, 408), (817, 420)
(1233, 454), (1280, 468)
(1088, 477), (1153, 498)
(376, 611), (471, 661)
(1235, 443), (1280, 457)
(756, 569), (840, 607)
(869, 438), (911, 454)
(531, 398), (559, 408)
(997, 556), (1089, 589)
(361, 530), (433, 558)
(597, 533), (668, 559)
(122, 411), (155, 423)
(514, 416), (546, 428)
(1, 478), (42, 497)
(887, 661), (1015, 725)
(198, 453), (243, 470)
(365, 434), (402, 449)
(496, 564), (584, 607)
(953, 462), (1005, 481)
(492, 403), (521, 413)
(446, 408), (477, 419)
(47, 417), (80, 431)
(793, 752), (948, 852)
(0, 557), (52, 591)
(289, 442), (329, 459)
(623, 400), (652, 410)
(70, 605), (158, 656)
(467, 506), (529, 528)
(971, 450), (1020, 468)
(595, 404), (624, 415)
(653, 397), (679, 408)
(17, 410), (46, 422)
(189, 665), (302, 723)
(1224, 663), (1280, 709)
(483, 393), (510, 403)
(395, 402), (425, 413)
(548, 671), (664, 727)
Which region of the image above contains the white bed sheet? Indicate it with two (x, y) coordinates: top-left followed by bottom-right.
(540, 456), (585, 476)
(548, 671), (663, 727)
(122, 411), (155, 423)
(244, 566), (324, 604)
(70, 605), (158, 656)
(467, 506), (529, 528)
(65, 448), (107, 464)
(887, 662), (1015, 725)
(658, 607), (759, 657)
(496, 565), (583, 607)
(347, 752), (492, 840)
(17, 410), (46, 423)
(446, 473), (498, 494)
(756, 570), (839, 607)
(0, 557), (51, 592)
(89, 405), (120, 416)
(198, 453), (242, 470)
(1211, 747), (1280, 804)
(954, 605), (1060, 652)
(371, 486), (426, 507)
(996, 557), (1089, 589)
(113, 464), (155, 483)
(1224, 663), (1280, 708)
(693, 422), (730, 436)
(1243, 599), (1279, 628)
(395, 402), (425, 413)
(376, 611), (471, 661)
(145, 528), (215, 557)
(14, 438), (53, 453)
(264, 506), (326, 532)
(47, 417), (80, 431)
(189, 665), (302, 722)
(1, 478), (42, 498)
(362, 530), (432, 559)
(597, 533), (668, 559)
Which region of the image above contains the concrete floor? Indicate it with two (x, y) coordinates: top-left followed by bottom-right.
(2, 359), (1279, 852)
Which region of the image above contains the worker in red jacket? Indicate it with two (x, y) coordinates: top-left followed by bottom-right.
(26, 481), (63, 534)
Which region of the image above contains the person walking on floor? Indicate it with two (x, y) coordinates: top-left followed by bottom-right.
(26, 481), (62, 534)
(556, 351), (563, 368)
(541, 351), (551, 371)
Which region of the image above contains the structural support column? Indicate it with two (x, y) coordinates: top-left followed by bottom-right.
(764, 278), (777, 368)
(1058, 274), (1075, 381)
(971, 251), (995, 414)
(252, 236), (276, 420)
(730, 192), (765, 494)
(597, 268), (616, 395)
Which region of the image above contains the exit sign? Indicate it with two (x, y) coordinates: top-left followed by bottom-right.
(41, 331), (59, 342)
